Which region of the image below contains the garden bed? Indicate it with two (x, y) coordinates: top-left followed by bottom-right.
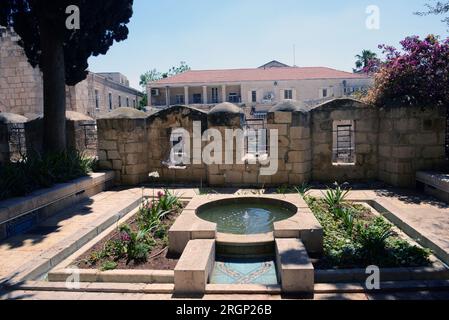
(75, 190), (183, 271)
(305, 185), (432, 270)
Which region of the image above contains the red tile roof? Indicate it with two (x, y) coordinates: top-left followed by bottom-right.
(152, 67), (369, 85)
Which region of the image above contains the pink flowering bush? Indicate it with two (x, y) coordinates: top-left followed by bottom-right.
(365, 35), (449, 107)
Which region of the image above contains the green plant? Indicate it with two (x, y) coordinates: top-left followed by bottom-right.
(157, 189), (182, 212)
(322, 183), (350, 211)
(100, 261), (118, 271)
(295, 183), (311, 198)
(334, 207), (356, 236)
(0, 150), (95, 200)
(118, 224), (153, 264)
(356, 217), (396, 256)
(276, 185), (290, 194)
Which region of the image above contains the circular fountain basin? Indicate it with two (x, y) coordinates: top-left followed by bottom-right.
(196, 197), (297, 235)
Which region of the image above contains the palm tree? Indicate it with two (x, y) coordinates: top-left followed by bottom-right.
(354, 50), (378, 72)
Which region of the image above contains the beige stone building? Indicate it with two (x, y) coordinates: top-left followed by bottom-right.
(147, 60), (373, 114)
(0, 27), (143, 119)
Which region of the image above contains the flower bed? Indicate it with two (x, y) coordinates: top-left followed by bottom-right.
(305, 185), (431, 269)
(76, 190), (183, 271)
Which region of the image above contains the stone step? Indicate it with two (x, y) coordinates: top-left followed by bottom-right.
(275, 238), (314, 294)
(14, 281), (174, 294)
(174, 239), (215, 295)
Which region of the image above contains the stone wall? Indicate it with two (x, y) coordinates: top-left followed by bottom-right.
(97, 108), (149, 185)
(96, 100), (448, 188)
(378, 105), (447, 188)
(207, 107), (246, 186)
(266, 110), (312, 186)
(24, 112), (97, 157)
(0, 28), (43, 117)
(0, 122), (9, 163)
(147, 106), (208, 184)
(0, 28), (142, 119)
(311, 99), (379, 182)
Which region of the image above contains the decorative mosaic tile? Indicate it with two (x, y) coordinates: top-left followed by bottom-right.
(210, 258), (279, 285)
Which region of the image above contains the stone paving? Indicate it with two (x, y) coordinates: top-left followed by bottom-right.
(0, 187), (196, 284)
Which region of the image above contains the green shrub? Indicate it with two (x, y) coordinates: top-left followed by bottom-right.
(101, 261), (118, 271)
(0, 150), (96, 200)
(355, 217), (396, 257)
(118, 224), (154, 264)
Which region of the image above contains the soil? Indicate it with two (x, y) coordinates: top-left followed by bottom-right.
(76, 211), (181, 271)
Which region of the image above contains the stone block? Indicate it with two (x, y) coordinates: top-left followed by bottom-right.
(274, 112), (292, 124)
(98, 140), (117, 151)
(290, 127), (310, 139)
(275, 239), (314, 294)
(174, 239), (216, 295)
(225, 171), (243, 184)
(267, 124), (288, 136)
(112, 160), (123, 170)
(125, 143), (144, 153)
(107, 150), (121, 160)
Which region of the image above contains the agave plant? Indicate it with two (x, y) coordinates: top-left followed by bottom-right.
(322, 183), (350, 211)
(295, 183), (311, 198)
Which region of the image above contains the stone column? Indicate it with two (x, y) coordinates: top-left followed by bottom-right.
(184, 86), (189, 105)
(165, 86), (170, 107)
(221, 85), (226, 103)
(203, 86), (208, 105)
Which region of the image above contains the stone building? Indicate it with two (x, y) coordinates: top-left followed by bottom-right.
(0, 27), (143, 119)
(147, 60), (373, 115)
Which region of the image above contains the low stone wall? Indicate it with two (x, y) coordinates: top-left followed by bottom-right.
(25, 112), (98, 157)
(0, 172), (114, 240)
(378, 106), (447, 188)
(148, 106), (208, 184)
(96, 101), (448, 188)
(311, 99), (379, 182)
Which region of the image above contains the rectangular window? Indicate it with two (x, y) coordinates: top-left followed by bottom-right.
(252, 91), (257, 103)
(175, 94), (185, 104)
(228, 93), (238, 103)
(284, 89), (293, 100)
(95, 90), (99, 110)
(126, 97), (129, 107)
(133, 99), (136, 108)
(322, 88), (328, 98)
(211, 88), (219, 103)
(332, 120), (356, 165)
(118, 96), (122, 108)
(108, 93), (112, 111)
(193, 93), (202, 104)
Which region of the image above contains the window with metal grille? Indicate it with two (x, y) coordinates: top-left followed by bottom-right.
(332, 120), (355, 164)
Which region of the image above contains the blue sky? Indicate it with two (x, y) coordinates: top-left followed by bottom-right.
(88, 0), (448, 90)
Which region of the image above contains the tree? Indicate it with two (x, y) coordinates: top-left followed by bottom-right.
(354, 50), (379, 73)
(365, 35), (449, 107)
(139, 62), (190, 108)
(139, 69), (162, 89)
(0, 1), (133, 152)
(416, 1), (449, 28)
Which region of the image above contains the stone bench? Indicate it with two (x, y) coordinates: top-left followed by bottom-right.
(416, 171), (449, 203)
(275, 238), (314, 294)
(174, 239), (216, 295)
